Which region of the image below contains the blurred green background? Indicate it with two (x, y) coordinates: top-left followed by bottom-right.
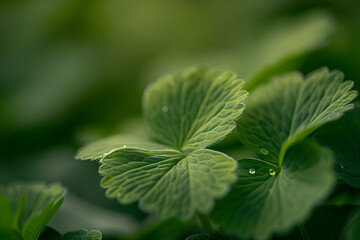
(1, 0), (359, 238)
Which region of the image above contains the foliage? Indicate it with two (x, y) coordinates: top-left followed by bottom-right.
(0, 183), (102, 240)
(77, 68), (248, 220)
(78, 67), (358, 239)
(1, 1), (360, 239)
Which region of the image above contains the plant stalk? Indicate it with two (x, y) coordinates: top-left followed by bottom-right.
(196, 212), (214, 233)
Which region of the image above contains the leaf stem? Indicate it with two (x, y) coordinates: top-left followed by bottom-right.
(196, 212), (214, 233)
(298, 223), (310, 240)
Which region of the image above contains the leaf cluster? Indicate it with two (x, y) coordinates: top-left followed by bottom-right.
(77, 67), (358, 239)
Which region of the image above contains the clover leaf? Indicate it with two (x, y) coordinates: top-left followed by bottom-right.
(77, 67), (248, 220)
(210, 68), (357, 239)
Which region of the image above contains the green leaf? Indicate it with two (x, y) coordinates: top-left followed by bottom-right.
(210, 68), (356, 239)
(100, 148), (236, 220)
(143, 67), (247, 151)
(63, 229), (102, 240)
(238, 68), (357, 166)
(316, 105), (360, 188)
(210, 141), (335, 239)
(0, 182), (66, 240)
(78, 68), (247, 220)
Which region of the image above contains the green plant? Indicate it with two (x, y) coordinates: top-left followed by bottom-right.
(77, 67), (359, 239)
(0, 182), (102, 240)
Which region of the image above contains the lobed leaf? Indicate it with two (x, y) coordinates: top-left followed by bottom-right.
(77, 67), (247, 220)
(100, 148), (236, 220)
(210, 141), (335, 239)
(143, 67), (247, 151)
(238, 67), (357, 166)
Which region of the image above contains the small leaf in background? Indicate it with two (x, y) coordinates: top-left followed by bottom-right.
(211, 141), (335, 239)
(316, 104), (360, 188)
(77, 68), (247, 220)
(63, 229), (102, 240)
(0, 182), (66, 240)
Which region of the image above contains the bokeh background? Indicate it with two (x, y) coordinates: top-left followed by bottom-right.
(1, 0), (359, 239)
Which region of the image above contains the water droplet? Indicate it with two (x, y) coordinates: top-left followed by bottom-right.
(123, 145), (127, 148)
(340, 164), (344, 169)
(260, 148), (269, 155)
(249, 168), (256, 175)
(162, 106), (168, 112)
(269, 169), (276, 176)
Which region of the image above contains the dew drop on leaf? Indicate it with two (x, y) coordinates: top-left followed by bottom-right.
(340, 164), (344, 169)
(249, 168), (256, 174)
(162, 106), (168, 112)
(260, 148), (269, 155)
(123, 145), (126, 148)
(269, 169), (276, 176)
